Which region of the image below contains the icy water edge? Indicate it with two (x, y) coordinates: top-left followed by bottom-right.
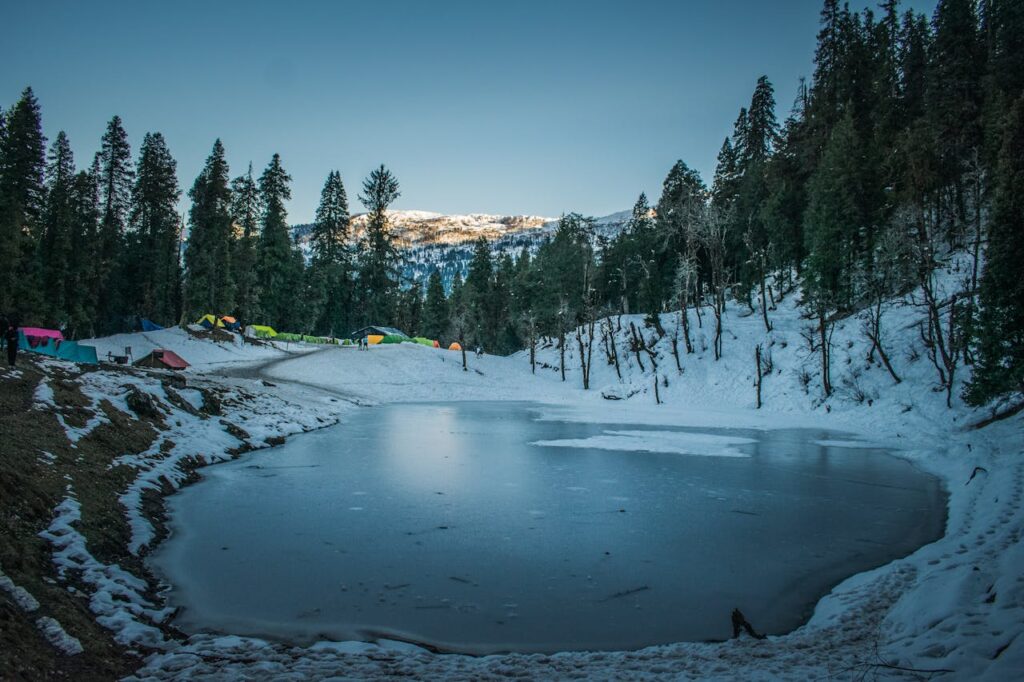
(149, 401), (946, 654)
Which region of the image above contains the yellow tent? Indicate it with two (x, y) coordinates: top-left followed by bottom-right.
(196, 314), (224, 329)
(449, 342), (462, 351)
(367, 334), (384, 345)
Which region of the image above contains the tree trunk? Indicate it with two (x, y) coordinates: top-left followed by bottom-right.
(818, 309), (831, 397)
(680, 305), (693, 354)
(759, 270), (772, 333)
(755, 344), (762, 409)
(559, 329), (566, 382)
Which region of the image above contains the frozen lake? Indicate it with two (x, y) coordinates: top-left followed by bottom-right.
(150, 402), (945, 653)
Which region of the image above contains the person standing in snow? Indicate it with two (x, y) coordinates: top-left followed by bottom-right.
(5, 321), (19, 367)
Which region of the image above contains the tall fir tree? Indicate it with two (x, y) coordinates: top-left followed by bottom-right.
(928, 0), (984, 223)
(255, 153), (298, 328)
(94, 115), (134, 332)
(421, 268), (448, 341)
(66, 159), (101, 335)
(0, 87), (46, 318)
(356, 165), (401, 326)
(129, 132), (181, 325)
(967, 95), (1024, 403)
(40, 131), (76, 326)
(464, 237), (494, 348)
(184, 140), (234, 320)
(308, 170), (352, 335)
(230, 163), (261, 326)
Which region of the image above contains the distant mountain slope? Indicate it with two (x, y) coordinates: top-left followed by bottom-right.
(291, 209), (633, 289)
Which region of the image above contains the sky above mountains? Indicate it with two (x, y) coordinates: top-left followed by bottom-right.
(3, 0), (937, 223)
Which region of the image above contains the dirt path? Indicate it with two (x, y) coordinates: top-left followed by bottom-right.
(212, 346), (375, 406)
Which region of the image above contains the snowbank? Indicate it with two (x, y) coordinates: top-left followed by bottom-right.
(56, 277), (1024, 678)
(81, 326), (309, 372)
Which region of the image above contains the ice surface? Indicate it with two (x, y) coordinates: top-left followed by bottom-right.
(150, 402), (944, 653)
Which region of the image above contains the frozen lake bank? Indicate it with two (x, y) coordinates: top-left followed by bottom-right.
(150, 401), (945, 653)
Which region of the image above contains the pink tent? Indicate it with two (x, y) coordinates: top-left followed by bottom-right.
(20, 327), (64, 341)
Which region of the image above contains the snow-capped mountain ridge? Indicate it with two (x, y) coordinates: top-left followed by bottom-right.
(292, 209), (634, 289)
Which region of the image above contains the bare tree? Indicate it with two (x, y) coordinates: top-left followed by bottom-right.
(861, 213), (912, 385)
(672, 255), (697, 354)
(696, 204), (731, 361)
(744, 227), (773, 332)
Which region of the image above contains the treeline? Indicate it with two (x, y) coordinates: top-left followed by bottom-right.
(0, 96), (407, 338)
(2, 0), (1021, 405)
(431, 0), (1024, 406)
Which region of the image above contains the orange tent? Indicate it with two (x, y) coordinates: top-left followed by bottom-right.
(449, 342), (462, 351)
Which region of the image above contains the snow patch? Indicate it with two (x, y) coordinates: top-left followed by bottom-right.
(534, 430), (755, 457)
(0, 568), (40, 612)
(35, 616), (84, 655)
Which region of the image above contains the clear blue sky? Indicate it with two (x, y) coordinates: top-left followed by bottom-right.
(2, 0), (937, 223)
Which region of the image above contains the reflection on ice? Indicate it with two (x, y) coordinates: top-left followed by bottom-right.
(534, 430), (756, 457)
(149, 402), (945, 654)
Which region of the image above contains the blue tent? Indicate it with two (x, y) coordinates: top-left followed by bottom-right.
(18, 333), (99, 364)
(141, 318), (163, 332)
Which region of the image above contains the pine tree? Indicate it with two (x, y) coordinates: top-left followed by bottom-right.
(967, 95), (1024, 403)
(255, 153), (298, 328)
(308, 170), (352, 334)
(39, 132), (76, 325)
(357, 165), (401, 325)
(0, 87), (46, 318)
(92, 116), (134, 331)
(465, 237), (494, 348)
(310, 171), (350, 265)
(421, 268), (448, 341)
(928, 0), (984, 222)
(493, 252), (519, 353)
(129, 132), (181, 325)
(980, 0), (1024, 169)
(654, 161), (706, 316)
(66, 160), (101, 336)
(230, 163), (261, 326)
(184, 140), (234, 320)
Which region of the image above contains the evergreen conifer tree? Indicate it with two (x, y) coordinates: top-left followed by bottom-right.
(40, 131), (75, 325)
(421, 268), (448, 341)
(255, 153), (298, 328)
(94, 116), (134, 331)
(309, 170), (352, 334)
(356, 165), (401, 325)
(230, 164), (261, 326)
(967, 95), (1024, 403)
(0, 87), (46, 317)
(129, 132), (181, 325)
(184, 140), (234, 320)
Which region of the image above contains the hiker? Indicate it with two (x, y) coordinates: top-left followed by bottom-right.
(5, 321), (19, 367)
(475, 346), (483, 358)
(362, 336), (369, 350)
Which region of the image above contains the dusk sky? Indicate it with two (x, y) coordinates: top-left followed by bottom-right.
(3, 0), (937, 224)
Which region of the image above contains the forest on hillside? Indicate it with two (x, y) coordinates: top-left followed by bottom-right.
(0, 0), (1020, 405)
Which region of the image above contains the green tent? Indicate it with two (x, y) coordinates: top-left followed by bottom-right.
(249, 325), (277, 338)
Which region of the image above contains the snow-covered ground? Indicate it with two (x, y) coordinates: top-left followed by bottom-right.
(29, 270), (1024, 678)
(80, 325), (315, 371)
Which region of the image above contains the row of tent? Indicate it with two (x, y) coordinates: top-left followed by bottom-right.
(192, 316), (465, 352)
(15, 325), (189, 370)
